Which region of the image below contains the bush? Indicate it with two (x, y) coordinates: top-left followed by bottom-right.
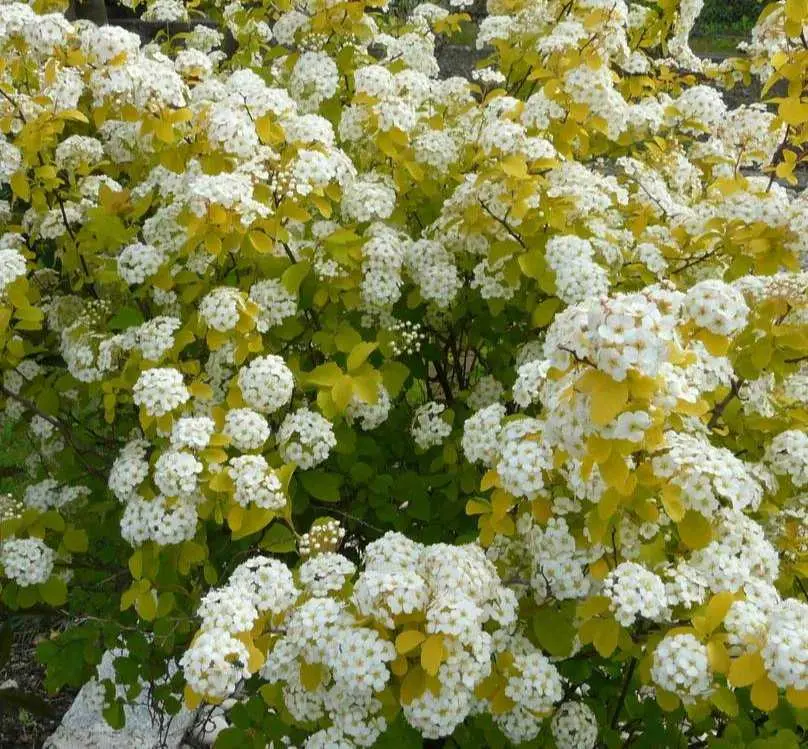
(697, 0), (762, 34)
(0, 0), (807, 747)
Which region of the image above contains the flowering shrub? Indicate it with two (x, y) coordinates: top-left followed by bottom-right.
(0, 0), (808, 746)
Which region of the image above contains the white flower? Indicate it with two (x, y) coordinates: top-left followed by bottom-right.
(651, 634), (712, 702)
(278, 408), (336, 470)
(133, 368), (189, 416)
(237, 355), (294, 414)
(0, 537), (55, 586)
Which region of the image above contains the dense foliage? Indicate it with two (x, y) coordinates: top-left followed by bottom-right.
(0, 0), (808, 746)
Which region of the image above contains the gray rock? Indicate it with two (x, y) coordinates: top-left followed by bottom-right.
(45, 651), (196, 749)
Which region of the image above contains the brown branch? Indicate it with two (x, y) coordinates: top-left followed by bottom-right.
(0, 385), (106, 478)
(707, 378), (744, 430)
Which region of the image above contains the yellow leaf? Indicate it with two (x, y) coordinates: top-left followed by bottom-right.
(661, 484), (686, 522)
(579, 370), (629, 427)
(390, 656), (408, 677)
(420, 634), (445, 677)
(299, 661), (324, 691)
(352, 374), (380, 404)
(677, 511), (713, 550)
(465, 498), (490, 516)
(593, 618), (620, 657)
(600, 451), (631, 492)
(209, 470), (234, 493)
(704, 592), (736, 633)
(707, 639), (730, 674)
(331, 375), (354, 412)
(347, 341), (378, 372)
(188, 382), (213, 400)
(400, 665), (426, 705)
(489, 689), (517, 715)
(184, 684), (204, 710)
(779, 97), (808, 127)
(396, 630), (425, 655)
(231, 506), (276, 540)
(9, 171), (29, 202)
(786, 687), (808, 708)
(249, 231), (273, 254)
(481, 470), (500, 491)
(728, 652), (765, 688)
(750, 676), (779, 712)
(227, 504), (244, 532)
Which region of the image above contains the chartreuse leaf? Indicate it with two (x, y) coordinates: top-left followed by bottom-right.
(420, 634), (445, 677)
(728, 652), (766, 687)
(396, 630), (425, 655)
(677, 511), (713, 549)
(750, 676), (779, 711)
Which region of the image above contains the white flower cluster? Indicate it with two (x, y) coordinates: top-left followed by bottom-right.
(132, 368), (189, 416)
(410, 401), (451, 449)
(278, 407), (336, 469)
(345, 385), (391, 431)
(603, 562), (669, 626)
(0, 537), (55, 586)
(238, 355), (294, 414)
(551, 701), (598, 749)
(228, 455), (285, 510)
(651, 634), (712, 703)
(181, 532), (559, 744)
(299, 518), (345, 557)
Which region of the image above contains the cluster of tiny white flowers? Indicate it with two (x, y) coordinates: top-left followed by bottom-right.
(462, 403), (505, 465)
(132, 367), (190, 416)
(120, 494), (197, 546)
(153, 450), (203, 497)
(171, 416), (215, 451)
(199, 287), (245, 332)
(345, 386), (391, 431)
(551, 701), (599, 749)
(229, 455), (285, 509)
(761, 599), (808, 690)
(277, 407), (336, 469)
(299, 518), (345, 557)
(765, 430), (808, 488)
(237, 355), (294, 414)
(249, 279), (297, 332)
(651, 634), (712, 702)
(223, 408), (271, 451)
(603, 562), (669, 626)
(117, 243), (165, 285)
(0, 537), (55, 586)
(683, 280), (750, 336)
(410, 401), (451, 449)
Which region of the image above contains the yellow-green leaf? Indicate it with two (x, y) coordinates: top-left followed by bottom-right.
(420, 634), (445, 677)
(677, 511), (713, 550)
(396, 630), (426, 655)
(728, 652), (765, 688)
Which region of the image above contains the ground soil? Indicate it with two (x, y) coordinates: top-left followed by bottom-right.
(0, 619), (76, 749)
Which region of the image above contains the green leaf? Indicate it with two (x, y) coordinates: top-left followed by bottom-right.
(299, 471), (343, 502)
(260, 523), (297, 553)
(38, 576), (68, 607)
(62, 528), (88, 553)
(281, 261), (310, 295)
(108, 307), (144, 330)
(532, 606), (576, 657)
(381, 361), (410, 397)
(102, 700), (125, 730)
